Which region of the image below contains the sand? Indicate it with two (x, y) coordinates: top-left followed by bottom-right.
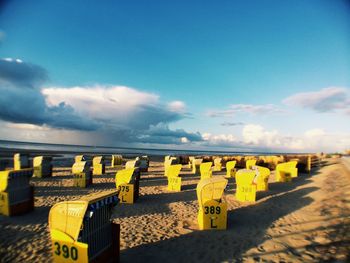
(0, 156), (350, 262)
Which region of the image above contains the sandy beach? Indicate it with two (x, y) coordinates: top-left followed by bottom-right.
(0, 155), (350, 262)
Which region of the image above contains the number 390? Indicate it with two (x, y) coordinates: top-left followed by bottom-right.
(54, 242), (78, 261)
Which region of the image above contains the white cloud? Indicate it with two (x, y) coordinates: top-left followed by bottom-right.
(180, 137), (189, 143)
(242, 124), (280, 145)
(283, 87), (350, 114)
(207, 104), (284, 117)
(202, 132), (238, 147)
(304, 128), (326, 138)
(167, 100), (186, 113)
(241, 124), (350, 153)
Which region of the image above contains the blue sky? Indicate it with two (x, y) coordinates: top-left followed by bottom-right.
(0, 0), (349, 152)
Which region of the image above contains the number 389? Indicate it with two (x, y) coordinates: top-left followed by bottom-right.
(204, 206), (221, 214)
(54, 242), (78, 261)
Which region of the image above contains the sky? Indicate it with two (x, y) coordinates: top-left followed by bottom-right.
(0, 0), (349, 153)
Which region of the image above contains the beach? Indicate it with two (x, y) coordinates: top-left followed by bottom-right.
(0, 154), (350, 262)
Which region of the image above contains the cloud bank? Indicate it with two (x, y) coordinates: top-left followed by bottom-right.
(207, 104), (284, 117)
(0, 58), (196, 144)
(283, 87), (350, 114)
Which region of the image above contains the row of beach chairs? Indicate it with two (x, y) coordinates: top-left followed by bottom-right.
(0, 152), (322, 262)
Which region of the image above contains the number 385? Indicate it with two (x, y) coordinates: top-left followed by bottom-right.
(204, 206), (221, 214)
(54, 242), (78, 261)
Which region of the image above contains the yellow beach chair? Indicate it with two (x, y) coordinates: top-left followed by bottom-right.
(275, 161), (298, 182)
(72, 161), (92, 188)
(48, 191), (120, 263)
(200, 162), (213, 180)
(13, 153), (30, 170)
(92, 156), (105, 176)
(0, 168), (34, 216)
(111, 155), (123, 168)
(235, 169), (257, 202)
(253, 166), (271, 191)
(74, 155), (86, 163)
(167, 164), (182, 191)
(245, 159), (257, 169)
(33, 156), (53, 178)
(225, 160), (237, 178)
(115, 168), (140, 203)
(192, 158), (203, 175)
(164, 157), (178, 177)
(196, 176), (228, 230)
(213, 158), (223, 171)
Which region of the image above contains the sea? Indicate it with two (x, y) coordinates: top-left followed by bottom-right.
(0, 139), (285, 157)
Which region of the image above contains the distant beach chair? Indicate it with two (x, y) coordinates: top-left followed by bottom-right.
(253, 166), (271, 191)
(235, 169), (257, 202)
(225, 160), (237, 178)
(167, 164), (182, 191)
(200, 162), (213, 180)
(48, 191), (120, 262)
(191, 158), (203, 175)
(115, 168), (140, 203)
(33, 156), (53, 178)
(0, 168), (34, 216)
(111, 155), (123, 168)
(196, 176), (228, 230)
(213, 158), (223, 171)
(164, 157), (178, 177)
(92, 156), (105, 176)
(72, 161), (92, 188)
(245, 159), (257, 170)
(188, 156), (195, 169)
(275, 161), (298, 182)
(136, 156), (149, 172)
(13, 153), (29, 170)
(125, 159), (140, 169)
(74, 155), (86, 163)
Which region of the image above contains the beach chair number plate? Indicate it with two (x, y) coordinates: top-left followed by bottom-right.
(204, 206), (221, 215)
(168, 177), (181, 191)
(52, 240), (88, 263)
(118, 184), (134, 203)
(199, 201), (227, 230)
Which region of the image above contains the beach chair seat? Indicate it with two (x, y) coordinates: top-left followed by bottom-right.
(13, 153), (30, 170)
(200, 162), (213, 180)
(111, 155), (123, 168)
(92, 156), (105, 176)
(48, 191), (120, 263)
(245, 159), (257, 169)
(0, 168), (34, 216)
(213, 158), (223, 171)
(253, 166), (271, 191)
(225, 160), (237, 178)
(167, 164), (182, 191)
(72, 161), (92, 188)
(136, 156), (149, 172)
(191, 158), (203, 175)
(235, 169), (257, 202)
(196, 176), (228, 230)
(275, 161), (298, 182)
(115, 168), (140, 203)
(33, 156), (53, 178)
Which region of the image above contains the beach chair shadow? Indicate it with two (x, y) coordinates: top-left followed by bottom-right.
(120, 186), (318, 263)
